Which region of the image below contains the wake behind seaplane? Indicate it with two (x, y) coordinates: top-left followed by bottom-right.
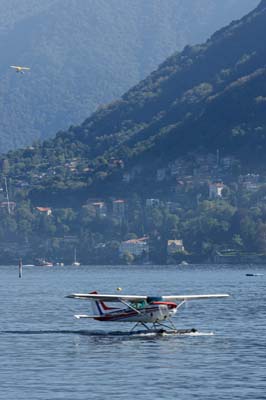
(66, 291), (230, 332)
(10, 65), (30, 74)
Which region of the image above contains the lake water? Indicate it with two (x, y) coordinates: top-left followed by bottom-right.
(0, 264), (265, 400)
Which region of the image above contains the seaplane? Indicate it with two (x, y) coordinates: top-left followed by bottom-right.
(66, 290), (230, 333)
(10, 65), (30, 74)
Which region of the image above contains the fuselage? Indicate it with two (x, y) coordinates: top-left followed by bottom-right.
(93, 301), (177, 323)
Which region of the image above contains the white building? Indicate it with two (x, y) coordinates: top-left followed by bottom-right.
(209, 182), (224, 199)
(92, 202), (107, 218)
(167, 240), (185, 255)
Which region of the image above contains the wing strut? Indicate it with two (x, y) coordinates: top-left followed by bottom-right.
(119, 299), (141, 314)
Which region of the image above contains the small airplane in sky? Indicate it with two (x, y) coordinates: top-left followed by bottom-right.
(66, 291), (230, 332)
(10, 65), (30, 74)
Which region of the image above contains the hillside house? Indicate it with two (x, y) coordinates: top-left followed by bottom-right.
(209, 182), (224, 199)
(119, 237), (149, 257)
(92, 202), (107, 218)
(167, 240), (185, 255)
(239, 174), (260, 192)
(35, 207), (52, 216)
(0, 201), (16, 213)
(220, 156), (236, 169)
(113, 199), (125, 220)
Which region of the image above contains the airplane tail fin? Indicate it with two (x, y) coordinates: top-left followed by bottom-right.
(89, 291), (118, 315)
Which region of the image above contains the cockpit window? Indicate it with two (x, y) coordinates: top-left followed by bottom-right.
(133, 300), (147, 309)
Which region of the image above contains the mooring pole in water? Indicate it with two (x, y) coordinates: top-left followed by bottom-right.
(18, 258), (22, 278)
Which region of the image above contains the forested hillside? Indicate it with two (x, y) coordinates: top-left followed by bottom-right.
(0, 0), (258, 152)
(2, 1), (266, 265)
(1, 0), (266, 202)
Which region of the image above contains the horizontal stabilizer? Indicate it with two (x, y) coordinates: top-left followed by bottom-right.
(74, 314), (98, 319)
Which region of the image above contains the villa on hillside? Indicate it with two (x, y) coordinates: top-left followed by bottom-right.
(113, 199), (126, 220)
(0, 201), (16, 213)
(209, 182), (224, 199)
(92, 202), (107, 218)
(119, 237), (149, 258)
(35, 207), (52, 216)
(167, 240), (185, 255)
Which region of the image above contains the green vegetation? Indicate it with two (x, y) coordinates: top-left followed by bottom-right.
(1, 1), (266, 264)
(2, 1), (266, 197)
(2, 185), (266, 264)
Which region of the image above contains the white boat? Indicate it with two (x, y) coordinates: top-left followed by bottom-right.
(34, 258), (53, 267)
(72, 248), (80, 266)
(179, 261), (189, 266)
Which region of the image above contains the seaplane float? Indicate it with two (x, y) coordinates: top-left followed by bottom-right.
(66, 291), (230, 334)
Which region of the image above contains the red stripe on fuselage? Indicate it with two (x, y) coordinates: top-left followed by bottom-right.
(93, 306), (160, 321)
(150, 301), (177, 309)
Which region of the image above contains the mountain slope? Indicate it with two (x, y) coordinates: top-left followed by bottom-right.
(0, 0), (258, 152)
(75, 0), (266, 164)
(2, 0), (266, 206)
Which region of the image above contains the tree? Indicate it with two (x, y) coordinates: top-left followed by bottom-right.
(256, 221), (266, 253)
(232, 234), (244, 250)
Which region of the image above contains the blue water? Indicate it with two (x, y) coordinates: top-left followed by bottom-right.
(0, 264), (265, 400)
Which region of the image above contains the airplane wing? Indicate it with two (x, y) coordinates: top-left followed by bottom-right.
(66, 293), (147, 302)
(10, 66), (30, 70)
(66, 293), (229, 302)
(161, 294), (230, 301)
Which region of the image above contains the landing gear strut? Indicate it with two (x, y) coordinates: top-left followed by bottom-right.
(130, 318), (177, 333)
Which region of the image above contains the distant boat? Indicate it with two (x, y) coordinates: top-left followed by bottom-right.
(34, 258), (53, 267)
(72, 248), (80, 266)
(246, 273), (264, 277)
(179, 261), (189, 266)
